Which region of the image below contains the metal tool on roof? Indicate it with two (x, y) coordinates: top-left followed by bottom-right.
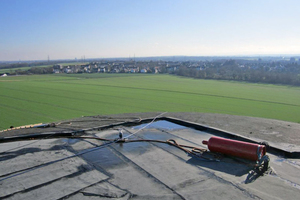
(202, 136), (266, 161)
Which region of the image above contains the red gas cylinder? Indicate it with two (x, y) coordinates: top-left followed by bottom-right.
(202, 136), (266, 161)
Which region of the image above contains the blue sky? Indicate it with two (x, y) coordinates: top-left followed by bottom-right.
(0, 0), (299, 61)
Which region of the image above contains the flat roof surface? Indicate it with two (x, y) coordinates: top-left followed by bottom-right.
(1, 113), (300, 199)
(2, 112), (300, 148)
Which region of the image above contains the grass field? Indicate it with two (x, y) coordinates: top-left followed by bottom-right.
(1, 74), (300, 130)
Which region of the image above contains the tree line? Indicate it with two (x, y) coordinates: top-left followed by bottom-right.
(174, 60), (300, 86)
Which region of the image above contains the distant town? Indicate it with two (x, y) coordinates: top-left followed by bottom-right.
(1, 56), (300, 86)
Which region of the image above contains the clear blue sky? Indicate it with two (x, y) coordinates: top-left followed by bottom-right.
(0, 0), (299, 61)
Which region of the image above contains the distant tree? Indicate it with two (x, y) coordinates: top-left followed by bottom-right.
(290, 57), (296, 62)
(29, 67), (43, 74)
(15, 69), (27, 75)
(160, 66), (167, 73)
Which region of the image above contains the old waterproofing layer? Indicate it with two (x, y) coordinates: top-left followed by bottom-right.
(0, 140), (108, 199)
(3, 112), (300, 149)
(0, 121), (300, 199)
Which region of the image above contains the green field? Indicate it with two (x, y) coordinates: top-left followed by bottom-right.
(1, 74), (300, 130)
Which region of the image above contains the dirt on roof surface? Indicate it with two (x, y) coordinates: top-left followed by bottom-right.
(1, 112), (300, 147)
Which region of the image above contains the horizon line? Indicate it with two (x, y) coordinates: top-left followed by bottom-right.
(1, 54), (300, 63)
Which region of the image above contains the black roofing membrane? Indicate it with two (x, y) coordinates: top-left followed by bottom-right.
(0, 120), (300, 199)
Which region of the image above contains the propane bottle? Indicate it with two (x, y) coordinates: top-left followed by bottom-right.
(202, 136), (266, 161)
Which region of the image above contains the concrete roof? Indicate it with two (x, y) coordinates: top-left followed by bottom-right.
(1, 113), (300, 199)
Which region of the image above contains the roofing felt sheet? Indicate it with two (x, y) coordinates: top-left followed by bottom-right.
(0, 119), (300, 199)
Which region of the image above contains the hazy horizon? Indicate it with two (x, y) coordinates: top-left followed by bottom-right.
(1, 0), (300, 61)
(2, 54), (300, 63)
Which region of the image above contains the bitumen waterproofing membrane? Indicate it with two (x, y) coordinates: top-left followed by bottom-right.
(0, 114), (300, 199)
